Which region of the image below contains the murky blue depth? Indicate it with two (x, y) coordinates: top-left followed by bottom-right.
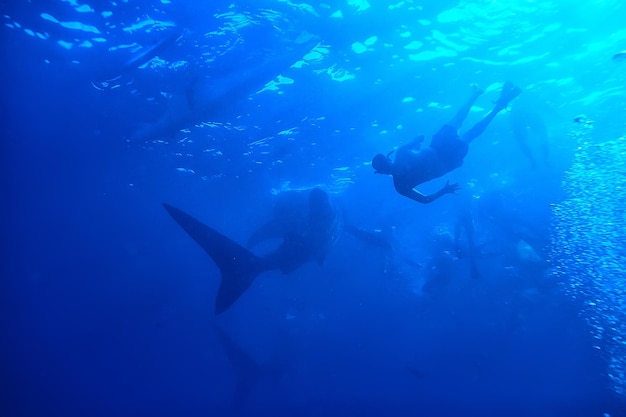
(2, 0), (626, 416)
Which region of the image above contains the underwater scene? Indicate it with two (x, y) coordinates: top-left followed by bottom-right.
(2, 0), (626, 416)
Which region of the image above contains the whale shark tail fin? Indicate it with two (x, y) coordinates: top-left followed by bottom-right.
(162, 203), (266, 314)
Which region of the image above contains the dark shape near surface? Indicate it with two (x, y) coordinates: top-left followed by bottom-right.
(92, 28), (183, 88)
(131, 32), (319, 140)
(121, 29), (183, 74)
(612, 50), (626, 62)
(162, 188), (342, 314)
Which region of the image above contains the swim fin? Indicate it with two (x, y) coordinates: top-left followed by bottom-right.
(496, 81), (522, 109)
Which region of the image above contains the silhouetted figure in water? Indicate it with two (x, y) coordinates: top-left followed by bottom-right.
(454, 203), (481, 280)
(372, 81), (521, 203)
(509, 101), (549, 169)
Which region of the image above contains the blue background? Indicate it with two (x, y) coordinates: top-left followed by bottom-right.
(2, 0), (626, 416)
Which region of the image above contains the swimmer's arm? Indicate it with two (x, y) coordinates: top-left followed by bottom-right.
(394, 180), (460, 204)
(397, 135), (425, 153)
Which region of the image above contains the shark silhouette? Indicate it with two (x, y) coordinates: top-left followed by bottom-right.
(214, 325), (290, 409)
(91, 28), (183, 89)
(163, 188), (342, 314)
(131, 32), (319, 141)
(121, 29), (183, 75)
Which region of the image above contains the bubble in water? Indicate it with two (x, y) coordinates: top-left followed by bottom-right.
(552, 130), (626, 397)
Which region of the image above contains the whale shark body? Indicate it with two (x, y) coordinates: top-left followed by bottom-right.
(131, 32), (319, 141)
(163, 188), (342, 314)
(122, 30), (183, 73)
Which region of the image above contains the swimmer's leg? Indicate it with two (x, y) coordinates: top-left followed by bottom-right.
(512, 122), (536, 168)
(460, 106), (503, 144)
(541, 136), (550, 167)
(461, 82), (522, 144)
(534, 121), (550, 167)
(448, 84), (484, 129)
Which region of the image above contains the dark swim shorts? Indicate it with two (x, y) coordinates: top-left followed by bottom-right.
(429, 124), (469, 170)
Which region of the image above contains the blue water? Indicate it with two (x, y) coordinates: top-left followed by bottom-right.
(2, 1), (626, 416)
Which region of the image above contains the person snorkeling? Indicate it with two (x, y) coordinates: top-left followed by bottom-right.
(372, 81), (522, 204)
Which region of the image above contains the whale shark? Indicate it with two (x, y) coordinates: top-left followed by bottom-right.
(214, 325), (291, 409)
(91, 28), (183, 90)
(120, 29), (183, 74)
(131, 32), (319, 141)
(163, 188), (342, 314)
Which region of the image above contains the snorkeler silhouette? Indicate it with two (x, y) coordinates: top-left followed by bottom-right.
(509, 98), (549, 169)
(372, 81), (521, 204)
